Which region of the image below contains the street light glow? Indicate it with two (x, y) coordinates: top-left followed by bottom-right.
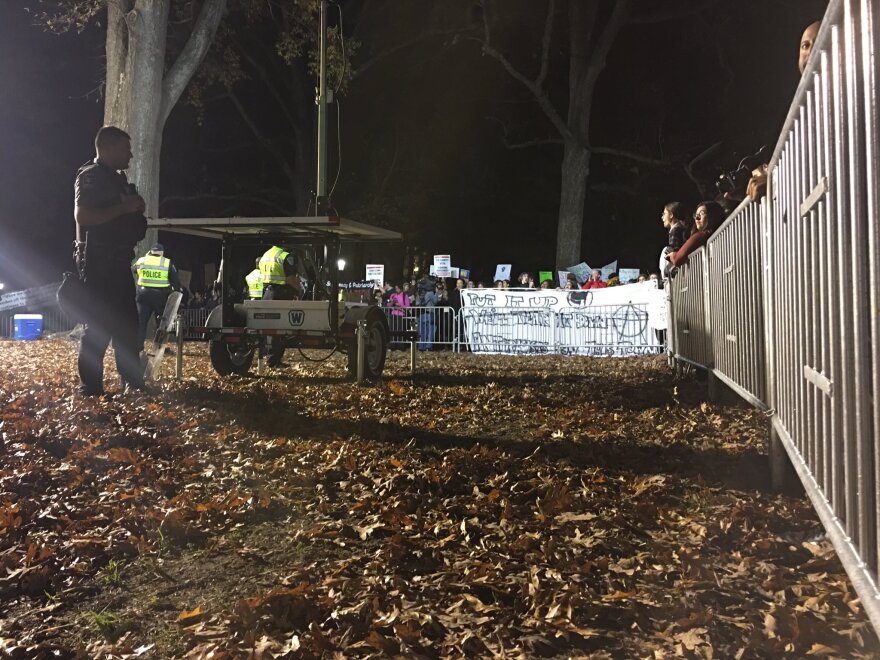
(336, 258), (346, 271)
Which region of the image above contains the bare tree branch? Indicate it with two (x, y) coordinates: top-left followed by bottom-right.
(486, 116), (563, 150)
(224, 91), (299, 188)
(354, 27), (474, 80)
(161, 0), (227, 125)
(589, 146), (671, 168)
(536, 0), (555, 88)
(475, 3), (571, 141)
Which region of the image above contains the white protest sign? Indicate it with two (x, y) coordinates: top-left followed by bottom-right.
(460, 283), (666, 357)
(566, 262), (592, 284)
(365, 264), (384, 286)
(557, 270), (570, 287)
(450, 267), (460, 278)
(618, 268), (640, 283)
(178, 269), (192, 290)
(493, 264), (512, 282)
(599, 260), (618, 281)
(429, 265), (436, 276)
(433, 254), (452, 278)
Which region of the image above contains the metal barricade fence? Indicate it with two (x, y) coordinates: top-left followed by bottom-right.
(382, 306), (457, 351)
(0, 307), (75, 339)
(667, 247), (712, 368)
(707, 198), (767, 406)
(765, 0), (880, 628)
(179, 307), (210, 340)
(665, 0), (880, 632)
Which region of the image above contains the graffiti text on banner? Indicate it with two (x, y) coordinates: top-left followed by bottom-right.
(459, 284), (665, 357)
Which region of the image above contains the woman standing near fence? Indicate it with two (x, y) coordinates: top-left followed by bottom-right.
(669, 201), (724, 268)
(387, 284), (411, 350)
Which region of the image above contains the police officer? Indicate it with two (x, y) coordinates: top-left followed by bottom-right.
(74, 126), (147, 396)
(133, 243), (182, 350)
(259, 245), (301, 367)
(245, 258), (264, 300)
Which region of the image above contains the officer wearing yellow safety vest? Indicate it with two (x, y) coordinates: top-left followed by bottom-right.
(132, 243), (182, 350)
(245, 258), (263, 299)
(259, 245), (301, 367)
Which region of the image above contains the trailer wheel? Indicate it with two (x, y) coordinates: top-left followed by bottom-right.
(346, 316), (388, 379)
(209, 339), (255, 376)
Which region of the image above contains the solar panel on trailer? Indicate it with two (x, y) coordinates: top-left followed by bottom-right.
(146, 216), (402, 241)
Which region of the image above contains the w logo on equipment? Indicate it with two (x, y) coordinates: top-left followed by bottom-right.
(288, 310), (305, 326)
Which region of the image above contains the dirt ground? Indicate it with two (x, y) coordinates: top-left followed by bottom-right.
(0, 339), (876, 658)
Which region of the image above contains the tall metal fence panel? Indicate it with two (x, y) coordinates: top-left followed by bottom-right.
(666, 0), (880, 632)
(667, 248), (712, 368)
(707, 199), (767, 406)
(765, 0), (880, 626)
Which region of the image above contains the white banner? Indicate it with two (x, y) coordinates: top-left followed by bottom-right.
(460, 283), (665, 357)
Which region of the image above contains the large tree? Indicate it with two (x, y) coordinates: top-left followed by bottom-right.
(479, 0), (705, 270)
(45, 0), (228, 251)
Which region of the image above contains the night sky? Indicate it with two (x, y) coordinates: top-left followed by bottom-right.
(0, 0), (827, 292)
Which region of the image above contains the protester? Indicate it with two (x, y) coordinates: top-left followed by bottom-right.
(581, 269), (606, 290)
(414, 279), (439, 350)
(669, 201), (725, 267)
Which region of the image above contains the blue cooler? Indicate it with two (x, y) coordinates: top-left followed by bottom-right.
(13, 314), (43, 340)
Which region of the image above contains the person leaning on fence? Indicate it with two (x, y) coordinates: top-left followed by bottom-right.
(668, 201), (725, 268)
(132, 242), (182, 351)
(746, 20), (822, 203)
(414, 279), (439, 351)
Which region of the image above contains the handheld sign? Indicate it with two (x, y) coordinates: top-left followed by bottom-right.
(365, 264), (384, 286)
(493, 264), (512, 282)
(433, 254), (452, 278)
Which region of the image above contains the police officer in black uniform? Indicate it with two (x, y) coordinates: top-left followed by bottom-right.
(74, 126), (148, 396)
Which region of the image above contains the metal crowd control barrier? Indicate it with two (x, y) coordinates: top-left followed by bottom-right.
(383, 306), (458, 351)
(666, 0), (880, 632)
(667, 248), (712, 369)
(179, 307), (210, 340)
(708, 198), (768, 407)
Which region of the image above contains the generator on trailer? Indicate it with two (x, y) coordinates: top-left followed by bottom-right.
(147, 215), (400, 380)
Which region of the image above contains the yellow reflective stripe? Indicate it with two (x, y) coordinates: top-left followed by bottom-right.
(136, 255), (171, 287)
(259, 247), (288, 285)
(246, 269), (264, 298)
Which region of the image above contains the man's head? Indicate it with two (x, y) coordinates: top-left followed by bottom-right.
(95, 126), (132, 170)
(456, 278), (465, 289)
(590, 269), (602, 281)
(149, 243), (164, 256)
(799, 21), (821, 75)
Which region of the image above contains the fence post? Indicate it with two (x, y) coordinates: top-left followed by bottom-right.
(356, 319), (366, 384)
(175, 314), (184, 380)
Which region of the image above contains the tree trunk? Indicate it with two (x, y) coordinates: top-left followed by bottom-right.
(101, 0), (227, 257)
(555, 141), (590, 269)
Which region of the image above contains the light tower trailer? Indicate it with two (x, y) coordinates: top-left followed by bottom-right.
(148, 215), (401, 380)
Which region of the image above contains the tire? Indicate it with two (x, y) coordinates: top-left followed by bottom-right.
(209, 339), (255, 376)
(346, 316), (388, 379)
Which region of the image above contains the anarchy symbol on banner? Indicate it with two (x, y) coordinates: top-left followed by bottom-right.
(611, 304), (649, 338)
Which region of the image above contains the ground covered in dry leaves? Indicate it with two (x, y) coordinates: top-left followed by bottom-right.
(0, 339), (876, 659)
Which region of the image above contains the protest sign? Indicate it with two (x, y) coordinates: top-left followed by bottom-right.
(566, 262), (592, 284)
(450, 267), (460, 278)
(618, 268), (640, 283)
(365, 264), (384, 286)
(460, 282), (665, 357)
(599, 260), (618, 281)
(434, 254), (452, 277)
(493, 264), (512, 282)
(557, 271), (570, 287)
(538, 271), (554, 285)
(459, 268), (471, 280)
